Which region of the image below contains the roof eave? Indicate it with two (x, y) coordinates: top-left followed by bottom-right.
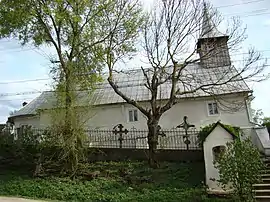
(206, 121), (239, 140)
(91, 90), (252, 106)
(8, 113), (37, 120)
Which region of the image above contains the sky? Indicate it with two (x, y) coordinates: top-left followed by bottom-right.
(0, 0), (269, 123)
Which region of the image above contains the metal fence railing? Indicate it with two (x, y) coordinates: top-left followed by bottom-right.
(87, 128), (200, 150)
(0, 126), (201, 150)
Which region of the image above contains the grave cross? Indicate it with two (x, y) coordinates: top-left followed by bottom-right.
(113, 124), (129, 148)
(157, 125), (166, 137)
(176, 116), (195, 150)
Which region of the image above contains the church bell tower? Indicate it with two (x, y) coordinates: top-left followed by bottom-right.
(197, 4), (231, 68)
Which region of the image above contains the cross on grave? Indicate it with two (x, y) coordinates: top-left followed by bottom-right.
(176, 116), (195, 150)
(157, 125), (166, 137)
(130, 126), (137, 131)
(112, 124), (129, 148)
(155, 125), (166, 146)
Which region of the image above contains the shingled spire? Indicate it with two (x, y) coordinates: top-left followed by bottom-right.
(200, 3), (225, 39)
(197, 3), (231, 68)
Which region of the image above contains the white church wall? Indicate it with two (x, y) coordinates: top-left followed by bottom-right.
(12, 94), (251, 131)
(13, 115), (40, 129)
(10, 94), (251, 151)
(83, 94), (251, 130)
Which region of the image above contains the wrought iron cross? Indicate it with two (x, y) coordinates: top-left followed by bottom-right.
(176, 116), (195, 150)
(157, 125), (166, 137)
(112, 124), (129, 148)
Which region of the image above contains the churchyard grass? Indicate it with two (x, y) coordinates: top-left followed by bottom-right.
(0, 161), (233, 202)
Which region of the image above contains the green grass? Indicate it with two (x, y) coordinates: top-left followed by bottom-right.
(0, 161), (233, 202)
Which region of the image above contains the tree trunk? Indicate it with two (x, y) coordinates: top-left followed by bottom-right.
(147, 118), (160, 168)
(65, 75), (72, 134)
(64, 74), (74, 172)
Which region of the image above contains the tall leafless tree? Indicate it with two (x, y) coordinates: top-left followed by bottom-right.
(104, 0), (268, 168)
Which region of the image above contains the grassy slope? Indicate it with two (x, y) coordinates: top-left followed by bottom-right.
(0, 161), (232, 202)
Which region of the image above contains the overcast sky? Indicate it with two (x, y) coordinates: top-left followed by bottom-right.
(0, 0), (269, 123)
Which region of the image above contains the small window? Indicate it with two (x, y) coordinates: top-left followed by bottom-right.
(128, 109), (138, 122)
(212, 146), (226, 162)
(208, 102), (219, 115)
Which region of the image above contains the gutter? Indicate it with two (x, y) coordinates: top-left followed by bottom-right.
(244, 92), (263, 127)
(7, 114), (37, 124)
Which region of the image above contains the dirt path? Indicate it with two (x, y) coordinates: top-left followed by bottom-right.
(0, 197), (46, 202)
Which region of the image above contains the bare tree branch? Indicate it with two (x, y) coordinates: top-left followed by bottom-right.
(104, 0), (268, 168)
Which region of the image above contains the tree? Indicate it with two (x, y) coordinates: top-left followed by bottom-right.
(0, 0), (144, 174)
(215, 138), (265, 201)
(250, 108), (264, 124)
(262, 117), (270, 134)
(9, 110), (18, 116)
(249, 109), (270, 133)
(0, 0), (142, 127)
(103, 0), (268, 168)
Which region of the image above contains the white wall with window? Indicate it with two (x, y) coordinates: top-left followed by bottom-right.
(160, 95), (250, 129)
(16, 94), (252, 130)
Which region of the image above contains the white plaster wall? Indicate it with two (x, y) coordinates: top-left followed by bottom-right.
(84, 95), (251, 130)
(38, 112), (52, 128)
(13, 94), (251, 130)
(161, 96), (251, 129)
(85, 105), (130, 129)
(11, 95), (250, 150)
(203, 125), (234, 191)
(13, 116), (40, 129)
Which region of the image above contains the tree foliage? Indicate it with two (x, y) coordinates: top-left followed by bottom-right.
(0, 0), (144, 112)
(9, 110), (18, 116)
(0, 0), (144, 174)
(215, 138), (265, 201)
(250, 108), (264, 124)
(262, 117), (270, 134)
(250, 109), (270, 133)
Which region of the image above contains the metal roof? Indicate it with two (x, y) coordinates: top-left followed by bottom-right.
(9, 92), (51, 117)
(10, 63), (250, 118)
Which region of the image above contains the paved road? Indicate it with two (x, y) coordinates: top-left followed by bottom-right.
(0, 197), (46, 202)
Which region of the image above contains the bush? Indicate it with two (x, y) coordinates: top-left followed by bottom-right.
(0, 127), (43, 168)
(215, 137), (265, 201)
(0, 126), (90, 177)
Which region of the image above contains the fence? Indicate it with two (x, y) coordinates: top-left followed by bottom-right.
(87, 128), (200, 150)
(0, 125), (201, 151)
